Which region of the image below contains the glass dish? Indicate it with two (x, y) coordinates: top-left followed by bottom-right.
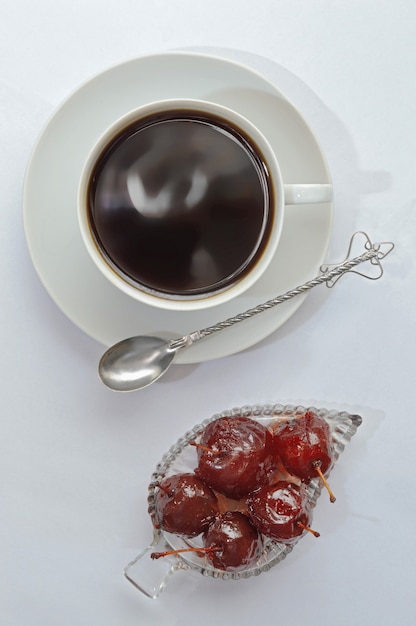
(124, 404), (362, 598)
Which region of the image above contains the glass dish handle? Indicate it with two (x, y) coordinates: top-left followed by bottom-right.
(124, 532), (184, 599)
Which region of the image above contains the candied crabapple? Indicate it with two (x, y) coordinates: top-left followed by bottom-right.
(194, 415), (277, 500)
(154, 473), (219, 537)
(272, 411), (336, 501)
(203, 511), (263, 571)
(151, 511), (263, 572)
(246, 481), (319, 543)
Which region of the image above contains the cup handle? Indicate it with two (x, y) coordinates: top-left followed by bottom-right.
(284, 183), (333, 205)
(124, 533), (185, 599)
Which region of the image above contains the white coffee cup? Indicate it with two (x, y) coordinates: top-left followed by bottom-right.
(78, 99), (332, 311)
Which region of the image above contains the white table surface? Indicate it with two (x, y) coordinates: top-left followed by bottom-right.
(1, 2), (415, 625)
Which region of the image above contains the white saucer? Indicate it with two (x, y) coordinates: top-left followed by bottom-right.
(23, 52), (333, 364)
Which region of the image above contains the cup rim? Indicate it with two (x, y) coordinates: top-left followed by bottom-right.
(77, 98), (285, 312)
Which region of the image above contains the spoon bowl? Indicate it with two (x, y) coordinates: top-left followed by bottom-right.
(98, 336), (178, 391)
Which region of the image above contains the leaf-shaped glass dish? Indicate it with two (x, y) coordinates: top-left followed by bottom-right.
(124, 404), (362, 598)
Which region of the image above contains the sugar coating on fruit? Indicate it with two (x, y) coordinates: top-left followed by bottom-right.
(272, 411), (335, 482)
(194, 415), (278, 499)
(246, 481), (313, 543)
(203, 511), (263, 571)
(154, 473), (219, 537)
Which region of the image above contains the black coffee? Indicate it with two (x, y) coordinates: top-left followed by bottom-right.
(87, 110), (273, 298)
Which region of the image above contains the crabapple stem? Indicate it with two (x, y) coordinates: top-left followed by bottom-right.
(313, 462), (336, 503)
(151, 546), (219, 560)
(156, 482), (173, 497)
(297, 522), (320, 538)
(189, 441), (221, 455)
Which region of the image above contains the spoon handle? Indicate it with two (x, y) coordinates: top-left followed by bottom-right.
(169, 232), (394, 350)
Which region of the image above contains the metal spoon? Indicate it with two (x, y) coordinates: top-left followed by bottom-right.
(98, 232), (394, 392)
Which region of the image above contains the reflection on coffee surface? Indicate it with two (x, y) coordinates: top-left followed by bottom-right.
(88, 111), (273, 298)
